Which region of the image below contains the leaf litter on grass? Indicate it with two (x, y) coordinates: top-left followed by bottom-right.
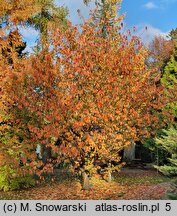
(0, 168), (172, 200)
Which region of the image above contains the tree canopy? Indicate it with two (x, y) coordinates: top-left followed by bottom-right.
(0, 0), (176, 191)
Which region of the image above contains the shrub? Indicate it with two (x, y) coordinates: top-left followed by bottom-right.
(0, 165), (35, 191)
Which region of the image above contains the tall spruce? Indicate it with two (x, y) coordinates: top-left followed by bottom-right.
(27, 0), (68, 51)
(155, 126), (177, 176)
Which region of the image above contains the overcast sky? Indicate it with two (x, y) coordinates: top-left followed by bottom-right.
(21, 0), (177, 51)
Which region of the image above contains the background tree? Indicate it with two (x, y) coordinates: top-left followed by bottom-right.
(0, 0), (68, 52)
(0, 0), (39, 25)
(0, 26), (37, 190)
(26, 0), (68, 51)
(0, 0), (69, 170)
(84, 0), (123, 38)
(144, 29), (177, 173)
(155, 42), (177, 175)
(169, 28), (177, 41)
(155, 126), (177, 176)
(148, 28), (177, 75)
(148, 36), (174, 75)
(1, 29), (26, 64)
(94, 0), (122, 38)
(161, 42), (177, 116)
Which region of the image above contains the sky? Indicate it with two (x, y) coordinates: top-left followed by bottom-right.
(121, 0), (177, 42)
(21, 0), (177, 52)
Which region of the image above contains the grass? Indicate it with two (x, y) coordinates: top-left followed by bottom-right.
(114, 175), (170, 185)
(0, 169), (78, 200)
(166, 192), (177, 200)
(0, 168), (173, 200)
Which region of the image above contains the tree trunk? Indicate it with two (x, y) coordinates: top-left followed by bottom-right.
(123, 142), (136, 162)
(81, 170), (90, 190)
(42, 146), (52, 165)
(107, 169), (112, 182)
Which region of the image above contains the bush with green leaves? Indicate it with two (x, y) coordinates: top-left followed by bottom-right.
(144, 134), (170, 166)
(0, 165), (35, 191)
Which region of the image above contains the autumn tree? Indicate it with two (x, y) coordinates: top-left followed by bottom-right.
(0, 27), (38, 190)
(1, 29), (26, 64)
(0, 0), (40, 25)
(0, 0), (68, 170)
(8, 6), (170, 189)
(148, 36), (174, 75)
(0, 0), (68, 52)
(0, 0), (47, 190)
(0, 1), (171, 190)
(148, 28), (177, 76)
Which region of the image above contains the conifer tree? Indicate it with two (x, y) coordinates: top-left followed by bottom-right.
(155, 126), (177, 176)
(161, 43), (177, 117)
(94, 0), (122, 38)
(27, 0), (68, 51)
(84, 0), (122, 38)
(155, 36), (177, 176)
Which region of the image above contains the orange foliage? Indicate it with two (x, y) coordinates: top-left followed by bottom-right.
(148, 36), (174, 71)
(0, 0), (40, 24)
(0, 28), (29, 170)
(0, 7), (171, 178)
